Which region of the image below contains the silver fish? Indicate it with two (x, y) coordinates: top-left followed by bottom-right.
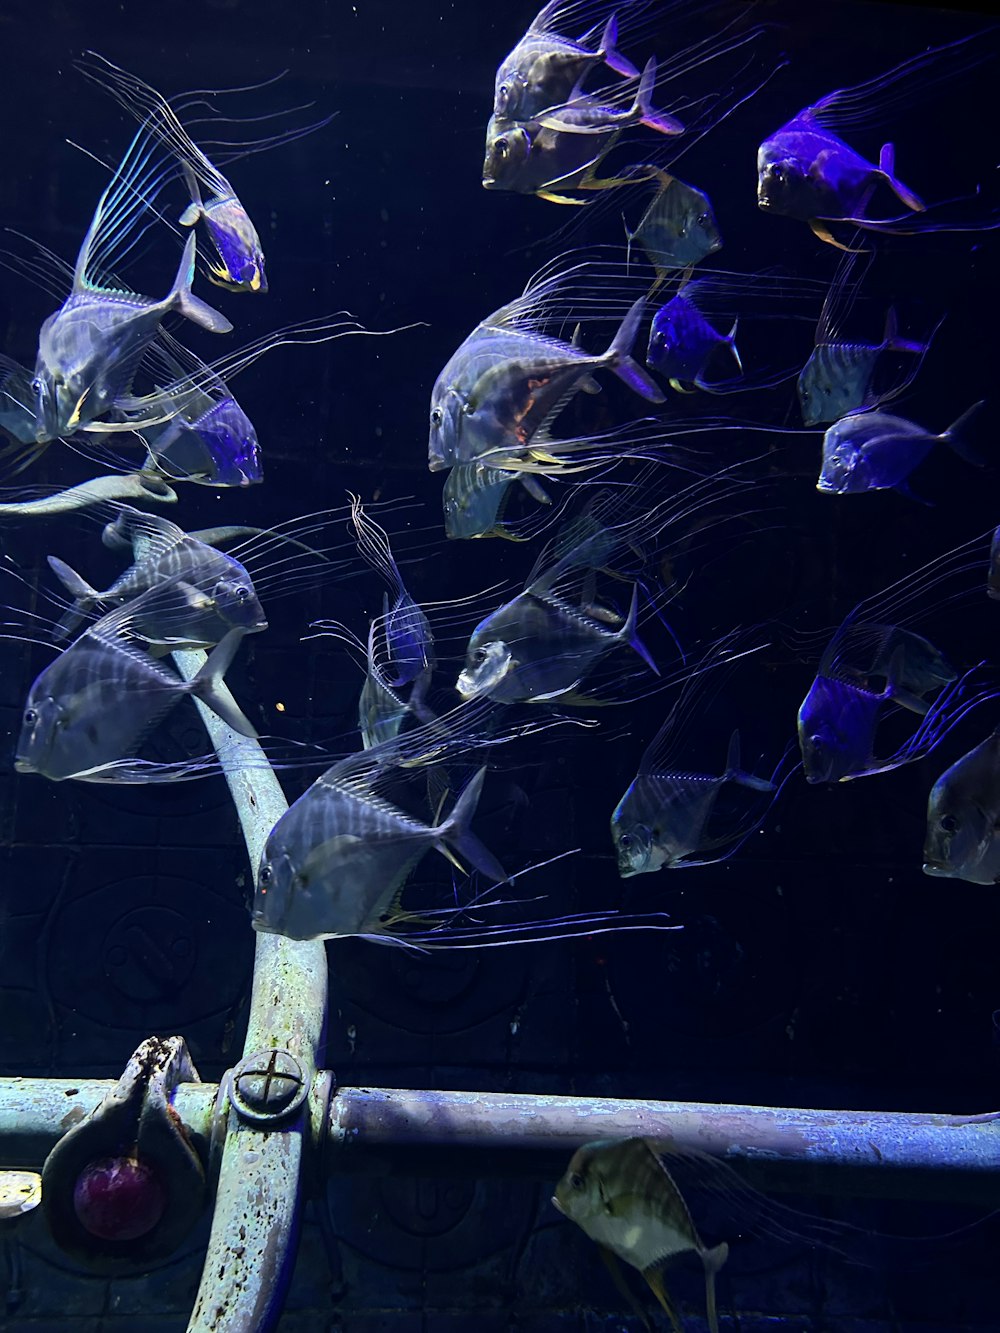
(15, 585), (256, 783)
(553, 1137), (728, 1333)
(817, 403), (982, 497)
(350, 496), (435, 687)
(253, 763), (506, 942)
(923, 729), (1000, 885)
(624, 172), (722, 278)
(798, 309), (929, 427)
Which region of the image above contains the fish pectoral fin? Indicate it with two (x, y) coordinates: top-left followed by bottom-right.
(642, 1266), (685, 1333)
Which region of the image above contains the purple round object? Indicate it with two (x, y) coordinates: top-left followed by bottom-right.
(72, 1156), (166, 1241)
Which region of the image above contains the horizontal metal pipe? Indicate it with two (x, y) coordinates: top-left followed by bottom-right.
(325, 1087), (1000, 1204)
(3, 1080), (998, 1203)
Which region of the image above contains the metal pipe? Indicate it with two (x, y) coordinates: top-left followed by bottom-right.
(2, 1078), (998, 1204)
(326, 1087), (1000, 1205)
(172, 652), (327, 1333)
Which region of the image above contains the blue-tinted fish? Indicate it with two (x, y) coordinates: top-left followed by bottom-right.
(816, 403), (983, 497)
(493, 3), (639, 122)
(253, 760), (507, 942)
(78, 53), (270, 293)
(646, 284), (742, 391)
(350, 496), (435, 687)
(443, 462), (550, 540)
(613, 727), (777, 874)
(483, 59), (672, 204)
(757, 90), (923, 246)
(624, 172), (723, 280)
(923, 730), (1000, 885)
(14, 582), (256, 783)
(456, 494), (660, 704)
(45, 506), (267, 647)
(798, 309), (930, 427)
(429, 277), (663, 474)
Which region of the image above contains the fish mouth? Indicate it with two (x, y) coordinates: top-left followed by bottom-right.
(13, 757), (33, 774)
(482, 175), (496, 189)
(921, 861), (950, 877)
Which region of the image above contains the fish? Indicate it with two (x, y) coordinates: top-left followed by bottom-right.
(128, 332), (262, 488)
(493, 3), (639, 122)
(923, 730), (1000, 885)
(14, 583), (256, 783)
(443, 462), (549, 540)
(350, 496), (435, 687)
(613, 727), (777, 874)
(456, 490), (661, 704)
(553, 1137), (729, 1333)
(78, 54), (270, 292)
(429, 276), (663, 475)
(44, 505), (267, 647)
(646, 284), (742, 391)
(756, 35), (981, 245)
(483, 73), (664, 206)
(816, 403), (984, 497)
(798, 310), (931, 428)
(253, 762), (508, 942)
(532, 57), (683, 137)
(624, 172), (723, 280)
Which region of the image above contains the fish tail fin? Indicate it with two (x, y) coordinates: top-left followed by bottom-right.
(941, 399), (986, 465)
(703, 1241), (729, 1333)
(622, 583), (660, 675)
(877, 143), (925, 213)
(723, 730), (776, 792)
(605, 296), (666, 402)
(437, 767), (510, 884)
(46, 554), (99, 606)
(726, 318), (743, 374)
(168, 232), (233, 334)
(633, 56), (684, 136)
(188, 627), (258, 737)
(881, 306), (927, 357)
(601, 15), (639, 77)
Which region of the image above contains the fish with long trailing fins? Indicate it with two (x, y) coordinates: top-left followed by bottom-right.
(816, 402), (984, 498)
(14, 579), (257, 783)
(646, 282), (742, 392)
(429, 270), (663, 475)
(923, 730), (1000, 885)
(756, 33), (985, 246)
(799, 310), (932, 427)
(493, 1), (640, 122)
(45, 505), (267, 648)
(624, 171), (722, 281)
(553, 1137), (729, 1333)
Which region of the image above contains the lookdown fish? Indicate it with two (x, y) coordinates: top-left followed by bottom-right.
(456, 484), (669, 705)
(14, 578), (257, 783)
(127, 332), (262, 488)
(798, 308), (931, 427)
(428, 276), (663, 475)
(923, 729), (1000, 885)
(483, 58), (676, 204)
(624, 171), (723, 281)
(612, 723), (778, 875)
(350, 495), (435, 687)
(493, 1), (639, 122)
(443, 461), (550, 540)
(253, 756), (508, 942)
(646, 282), (742, 391)
(77, 53), (274, 292)
(45, 505), (267, 648)
(756, 33), (983, 246)
(796, 543), (992, 783)
(553, 1137), (729, 1333)
(816, 402), (984, 498)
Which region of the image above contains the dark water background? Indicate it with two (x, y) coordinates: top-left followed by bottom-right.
(0, 0), (998, 1327)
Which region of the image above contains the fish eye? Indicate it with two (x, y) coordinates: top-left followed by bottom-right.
(430, 407), (443, 428)
(473, 646), (489, 665)
(697, 212), (710, 227)
(939, 814), (959, 833)
(259, 865), (273, 888)
(619, 832), (632, 849)
(23, 707), (38, 726)
(234, 586), (251, 603)
(569, 1172), (585, 1191)
(809, 734), (824, 747)
(496, 137), (509, 156)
